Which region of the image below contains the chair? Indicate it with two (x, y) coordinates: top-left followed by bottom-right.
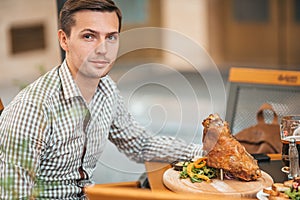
(225, 67), (300, 135)
(0, 98), (4, 116)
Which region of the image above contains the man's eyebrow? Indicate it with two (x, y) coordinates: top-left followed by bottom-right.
(80, 29), (119, 35)
(80, 29), (98, 34)
(108, 31), (119, 35)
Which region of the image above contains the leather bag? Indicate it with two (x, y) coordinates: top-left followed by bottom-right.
(234, 103), (281, 154)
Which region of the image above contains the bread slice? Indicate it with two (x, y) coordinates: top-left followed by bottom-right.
(278, 192), (290, 199)
(263, 187), (279, 196)
(269, 196), (289, 200)
(272, 183), (290, 192)
(283, 180), (293, 188)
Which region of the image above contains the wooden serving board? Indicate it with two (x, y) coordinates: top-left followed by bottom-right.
(163, 169), (273, 198)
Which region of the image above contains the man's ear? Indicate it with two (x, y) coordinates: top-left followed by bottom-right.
(58, 29), (68, 51)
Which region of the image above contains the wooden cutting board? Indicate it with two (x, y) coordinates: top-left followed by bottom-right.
(163, 168), (273, 198)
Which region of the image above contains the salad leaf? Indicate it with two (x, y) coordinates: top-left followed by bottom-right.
(178, 158), (217, 183)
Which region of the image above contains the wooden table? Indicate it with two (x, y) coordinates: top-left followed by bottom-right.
(86, 154), (283, 199)
(145, 154), (283, 199)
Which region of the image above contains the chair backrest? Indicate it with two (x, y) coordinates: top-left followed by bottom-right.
(0, 98), (4, 116)
(84, 185), (241, 200)
(225, 67), (300, 134)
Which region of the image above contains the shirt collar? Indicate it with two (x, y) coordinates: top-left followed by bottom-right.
(59, 60), (116, 102)
(59, 60), (82, 100)
(97, 75), (116, 98)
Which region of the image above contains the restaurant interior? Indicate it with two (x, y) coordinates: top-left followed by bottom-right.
(1, 0), (300, 199)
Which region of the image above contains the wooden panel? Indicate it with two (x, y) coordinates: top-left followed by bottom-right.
(114, 0), (163, 63)
(207, 0), (300, 68)
(286, 0), (300, 66)
(207, 0), (227, 64)
(223, 0), (280, 66)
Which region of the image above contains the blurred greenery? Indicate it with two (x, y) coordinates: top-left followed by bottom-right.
(13, 64), (46, 90)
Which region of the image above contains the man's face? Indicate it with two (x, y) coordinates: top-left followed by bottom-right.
(59, 10), (119, 80)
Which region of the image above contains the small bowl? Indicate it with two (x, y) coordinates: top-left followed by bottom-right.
(281, 166), (290, 174)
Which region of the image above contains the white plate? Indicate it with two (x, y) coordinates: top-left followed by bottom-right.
(256, 187), (270, 200)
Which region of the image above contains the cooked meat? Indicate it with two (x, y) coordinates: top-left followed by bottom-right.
(202, 114), (262, 181)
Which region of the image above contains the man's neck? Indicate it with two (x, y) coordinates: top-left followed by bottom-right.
(75, 75), (99, 103)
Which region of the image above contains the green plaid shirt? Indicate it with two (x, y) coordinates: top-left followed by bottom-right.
(0, 60), (202, 199)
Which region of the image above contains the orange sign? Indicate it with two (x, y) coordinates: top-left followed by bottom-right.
(229, 67), (300, 86)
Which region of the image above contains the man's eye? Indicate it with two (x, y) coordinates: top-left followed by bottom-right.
(83, 34), (94, 40)
(107, 34), (119, 42)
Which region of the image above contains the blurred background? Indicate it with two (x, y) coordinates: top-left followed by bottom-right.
(1, 0), (300, 184)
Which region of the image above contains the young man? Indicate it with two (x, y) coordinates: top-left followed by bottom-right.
(0, 0), (203, 199)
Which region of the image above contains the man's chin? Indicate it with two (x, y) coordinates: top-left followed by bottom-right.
(100, 65), (113, 77)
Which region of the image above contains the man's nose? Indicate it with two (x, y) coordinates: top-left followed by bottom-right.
(95, 40), (107, 54)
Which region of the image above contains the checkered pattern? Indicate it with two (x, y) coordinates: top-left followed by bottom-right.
(0, 60), (203, 199)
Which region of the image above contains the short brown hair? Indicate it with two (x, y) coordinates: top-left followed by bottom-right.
(58, 0), (122, 37)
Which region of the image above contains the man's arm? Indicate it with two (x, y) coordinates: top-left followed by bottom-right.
(0, 100), (47, 199)
(108, 90), (203, 163)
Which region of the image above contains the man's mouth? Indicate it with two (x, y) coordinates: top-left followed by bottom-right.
(89, 60), (110, 67)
